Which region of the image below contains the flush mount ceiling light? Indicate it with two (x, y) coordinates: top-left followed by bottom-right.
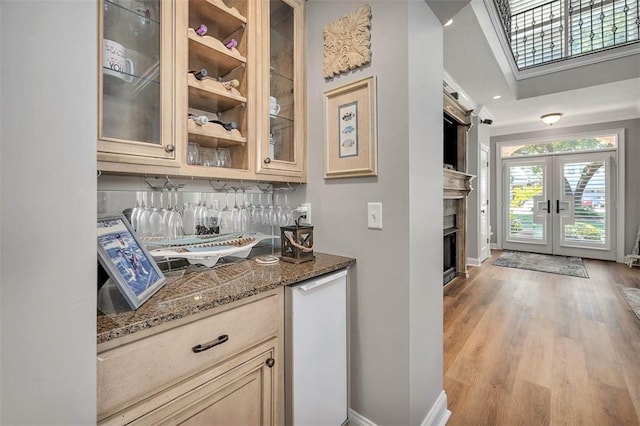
(540, 112), (563, 125)
(444, 19), (453, 27)
(493, 95), (502, 99)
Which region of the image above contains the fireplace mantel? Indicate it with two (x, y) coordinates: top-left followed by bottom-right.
(443, 168), (475, 199)
(442, 90), (474, 285)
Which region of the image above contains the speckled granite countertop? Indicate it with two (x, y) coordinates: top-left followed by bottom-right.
(97, 252), (355, 345)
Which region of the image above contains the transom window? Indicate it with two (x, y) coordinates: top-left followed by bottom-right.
(501, 135), (616, 157)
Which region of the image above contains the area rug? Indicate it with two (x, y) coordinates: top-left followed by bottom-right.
(493, 251), (589, 278)
(618, 286), (640, 321)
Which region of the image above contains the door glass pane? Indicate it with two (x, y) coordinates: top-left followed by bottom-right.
(269, 0), (294, 162)
(501, 136), (616, 157)
(508, 164), (545, 240)
(102, 0), (161, 145)
(562, 160), (607, 245)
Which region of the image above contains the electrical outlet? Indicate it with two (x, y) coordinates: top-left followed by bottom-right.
(300, 203), (311, 224)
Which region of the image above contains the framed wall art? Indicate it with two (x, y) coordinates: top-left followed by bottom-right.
(323, 76), (377, 178)
(97, 214), (166, 310)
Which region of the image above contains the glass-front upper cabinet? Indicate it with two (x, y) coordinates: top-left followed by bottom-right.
(98, 0), (177, 165)
(257, 0), (305, 177)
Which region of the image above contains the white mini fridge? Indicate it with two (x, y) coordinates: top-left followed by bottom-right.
(285, 269), (348, 425)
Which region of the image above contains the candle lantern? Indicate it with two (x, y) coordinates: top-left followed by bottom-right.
(280, 224), (314, 264)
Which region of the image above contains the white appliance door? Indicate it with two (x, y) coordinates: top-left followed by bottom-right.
(287, 269), (347, 426)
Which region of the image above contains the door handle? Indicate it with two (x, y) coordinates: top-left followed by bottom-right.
(547, 199), (551, 214)
(556, 200), (568, 214)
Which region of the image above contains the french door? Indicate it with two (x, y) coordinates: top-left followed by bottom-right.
(503, 152), (615, 260)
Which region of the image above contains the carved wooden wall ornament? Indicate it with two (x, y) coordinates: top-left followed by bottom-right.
(323, 5), (372, 79)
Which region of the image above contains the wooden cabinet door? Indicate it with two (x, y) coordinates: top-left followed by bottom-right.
(130, 344), (278, 426)
(256, 0), (306, 179)
(98, 0), (179, 167)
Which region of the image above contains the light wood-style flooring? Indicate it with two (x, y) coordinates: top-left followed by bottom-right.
(444, 251), (640, 426)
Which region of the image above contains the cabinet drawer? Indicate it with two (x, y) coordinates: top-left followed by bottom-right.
(98, 293), (279, 419)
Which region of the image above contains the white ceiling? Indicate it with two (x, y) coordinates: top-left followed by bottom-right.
(441, 1), (640, 136)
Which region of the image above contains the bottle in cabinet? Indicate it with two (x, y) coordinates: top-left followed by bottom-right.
(174, 0), (253, 179)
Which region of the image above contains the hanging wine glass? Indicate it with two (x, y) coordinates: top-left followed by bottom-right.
(270, 192), (281, 227)
(137, 191), (152, 237)
(163, 188), (183, 240)
(149, 190), (165, 237)
(230, 189), (241, 232)
(260, 192), (270, 226)
(218, 190), (234, 234)
(239, 188), (250, 232)
(279, 191), (292, 226)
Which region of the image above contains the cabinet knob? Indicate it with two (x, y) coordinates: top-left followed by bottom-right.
(165, 144), (175, 153)
(266, 358), (275, 368)
(264, 157), (271, 164)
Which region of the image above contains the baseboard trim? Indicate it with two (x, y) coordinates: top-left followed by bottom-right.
(467, 257), (482, 267)
(490, 243), (499, 250)
(349, 391), (451, 426)
(421, 391), (451, 426)
(349, 408), (377, 426)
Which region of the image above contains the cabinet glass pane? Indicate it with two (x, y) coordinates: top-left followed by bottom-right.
(269, 0), (294, 162)
(102, 0), (161, 145)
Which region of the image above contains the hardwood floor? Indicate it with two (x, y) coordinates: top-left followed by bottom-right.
(444, 251), (640, 426)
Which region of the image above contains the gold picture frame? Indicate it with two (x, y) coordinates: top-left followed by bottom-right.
(323, 76), (377, 178)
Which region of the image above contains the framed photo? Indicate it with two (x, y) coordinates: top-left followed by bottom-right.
(97, 214), (166, 310)
(323, 76), (378, 178)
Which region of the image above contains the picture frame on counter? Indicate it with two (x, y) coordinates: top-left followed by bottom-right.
(97, 214), (165, 310)
(323, 76), (378, 179)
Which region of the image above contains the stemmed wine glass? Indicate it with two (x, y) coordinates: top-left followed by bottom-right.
(239, 188), (250, 232)
(130, 191), (145, 231)
(247, 192), (258, 226)
(194, 192), (207, 233)
(218, 190), (234, 234)
(279, 191), (292, 226)
(137, 192), (153, 237)
(270, 192), (281, 227)
(260, 192), (270, 226)
(148, 190), (165, 237)
(230, 189), (241, 232)
(163, 188), (183, 240)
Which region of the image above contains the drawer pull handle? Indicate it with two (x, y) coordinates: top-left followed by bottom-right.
(192, 334), (229, 353)
(266, 358), (275, 368)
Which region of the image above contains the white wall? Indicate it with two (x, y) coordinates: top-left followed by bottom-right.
(306, 1), (444, 424)
(490, 118), (640, 256)
(0, 1), (97, 423)
(467, 117), (491, 261)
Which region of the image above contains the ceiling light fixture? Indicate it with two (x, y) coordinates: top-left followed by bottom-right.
(540, 112), (563, 125)
(444, 19), (453, 27)
(493, 95), (502, 99)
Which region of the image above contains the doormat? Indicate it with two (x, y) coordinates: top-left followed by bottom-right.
(493, 251), (589, 278)
(618, 286), (640, 321)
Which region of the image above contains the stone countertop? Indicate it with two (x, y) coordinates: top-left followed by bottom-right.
(97, 252), (355, 345)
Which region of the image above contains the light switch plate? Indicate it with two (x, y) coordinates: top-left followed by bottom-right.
(367, 202), (382, 230)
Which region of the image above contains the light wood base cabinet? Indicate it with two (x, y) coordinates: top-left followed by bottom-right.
(127, 342), (277, 426)
(98, 289), (283, 425)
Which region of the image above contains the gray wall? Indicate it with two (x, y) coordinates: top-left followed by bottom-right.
(1, 0), (97, 423)
(306, 1), (444, 424)
(490, 119), (640, 256)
